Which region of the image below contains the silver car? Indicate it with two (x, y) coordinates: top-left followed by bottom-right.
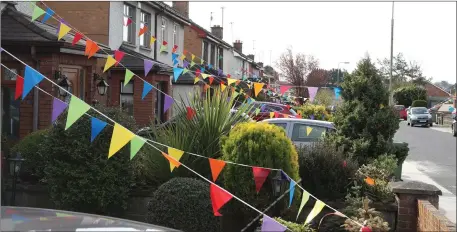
(407, 107), (433, 127)
(262, 118), (335, 147)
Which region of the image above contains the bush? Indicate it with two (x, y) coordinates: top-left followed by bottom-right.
(147, 178), (221, 232)
(393, 85), (427, 107)
(343, 197), (390, 232)
(314, 88), (334, 107)
(39, 105), (136, 216)
(221, 122), (299, 227)
(389, 142), (409, 165)
(294, 104), (333, 121)
(298, 141), (359, 200)
(411, 100), (428, 107)
(257, 217), (315, 232)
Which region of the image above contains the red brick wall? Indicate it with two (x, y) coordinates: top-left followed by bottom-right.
(418, 200), (456, 231)
(183, 25), (202, 58)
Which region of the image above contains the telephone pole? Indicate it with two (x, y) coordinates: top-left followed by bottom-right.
(389, 2), (395, 105)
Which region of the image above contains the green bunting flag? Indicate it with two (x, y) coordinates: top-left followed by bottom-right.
(124, 69), (134, 86)
(130, 136), (146, 160)
(65, 95), (91, 130)
(31, 5), (46, 22)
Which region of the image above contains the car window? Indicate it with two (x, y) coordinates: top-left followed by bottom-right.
(291, 124), (327, 142)
(411, 108), (428, 114)
(270, 123), (287, 130)
(266, 105), (283, 112)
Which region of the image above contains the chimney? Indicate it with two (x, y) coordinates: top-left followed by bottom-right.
(247, 54), (254, 61)
(233, 40), (243, 53)
(172, 1), (189, 18)
(257, 62), (263, 67)
(211, 25), (223, 39)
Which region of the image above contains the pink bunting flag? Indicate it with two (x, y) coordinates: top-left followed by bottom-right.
(163, 94), (173, 113)
(308, 87), (318, 103)
(280, 85), (292, 94)
(114, 50), (125, 66)
(124, 17), (132, 26)
(252, 167), (270, 193)
(210, 184), (233, 216)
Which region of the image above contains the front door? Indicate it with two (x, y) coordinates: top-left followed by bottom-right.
(60, 66), (84, 102)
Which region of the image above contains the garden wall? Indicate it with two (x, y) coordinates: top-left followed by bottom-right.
(417, 200), (456, 232)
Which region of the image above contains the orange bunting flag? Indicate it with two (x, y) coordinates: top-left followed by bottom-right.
(252, 167), (270, 193)
(208, 76), (214, 85)
(88, 42), (100, 59)
(138, 26), (148, 36)
(365, 177), (375, 186)
(103, 56), (117, 72)
(220, 83), (227, 92)
(209, 158), (226, 182)
(254, 82), (265, 97)
(210, 183), (233, 216)
(167, 147), (185, 172)
(203, 84), (210, 92)
(236, 80), (241, 85)
(84, 40), (93, 55)
(162, 152), (181, 170)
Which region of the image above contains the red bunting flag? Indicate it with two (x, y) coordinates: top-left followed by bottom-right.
(226, 74), (231, 79)
(15, 75), (24, 100)
(285, 105), (291, 110)
(209, 158), (226, 182)
(361, 226), (372, 232)
(208, 76), (214, 85)
(195, 69), (201, 77)
(124, 17), (132, 26)
(274, 111), (280, 118)
(114, 50), (125, 66)
(186, 107), (196, 120)
(84, 40), (93, 55)
(296, 114), (302, 119)
(72, 32), (83, 46)
(172, 45), (178, 53)
(163, 40), (168, 46)
(342, 160), (347, 167)
(210, 183), (233, 216)
(252, 167), (270, 193)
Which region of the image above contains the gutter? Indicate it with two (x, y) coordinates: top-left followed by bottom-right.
(148, 1), (191, 26)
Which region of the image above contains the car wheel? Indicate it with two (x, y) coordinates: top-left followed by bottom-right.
(429, 123), (433, 127)
(410, 123), (414, 127)
(407, 122), (410, 125)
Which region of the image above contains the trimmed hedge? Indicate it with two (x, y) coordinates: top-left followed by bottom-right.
(147, 178), (221, 232)
(294, 104), (333, 121)
(411, 100), (427, 107)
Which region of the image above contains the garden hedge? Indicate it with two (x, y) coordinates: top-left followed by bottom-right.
(411, 100), (428, 107)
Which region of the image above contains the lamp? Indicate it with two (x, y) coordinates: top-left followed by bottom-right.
(8, 153), (25, 206)
(270, 171), (284, 197)
(93, 73), (109, 96)
(57, 74), (71, 97)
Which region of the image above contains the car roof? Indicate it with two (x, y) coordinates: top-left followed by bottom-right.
(262, 118), (335, 129)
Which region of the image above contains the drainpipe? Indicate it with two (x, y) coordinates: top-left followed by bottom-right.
(153, 10), (161, 60)
(31, 46), (39, 131)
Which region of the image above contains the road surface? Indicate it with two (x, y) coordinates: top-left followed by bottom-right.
(394, 121), (456, 223)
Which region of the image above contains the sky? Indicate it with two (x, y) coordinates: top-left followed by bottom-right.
(166, 1), (456, 83)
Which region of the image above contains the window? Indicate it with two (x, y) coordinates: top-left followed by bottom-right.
(120, 81), (134, 115)
(155, 82), (165, 123)
(271, 123), (287, 130)
(291, 124), (327, 142)
(2, 68), (18, 81)
(1, 87), (20, 139)
(123, 4), (135, 44)
(161, 17), (168, 42)
(218, 47), (223, 71)
(210, 44), (216, 66)
(202, 41), (209, 62)
(140, 11), (151, 48)
(173, 23), (178, 49)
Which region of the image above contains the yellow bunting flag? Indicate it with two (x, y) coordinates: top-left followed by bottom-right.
(167, 147), (185, 172)
(201, 73), (210, 79)
(270, 112), (274, 119)
(200, 59), (204, 65)
(296, 190), (310, 220)
(150, 36), (156, 47)
(194, 77), (200, 84)
(65, 96), (91, 130)
(306, 126), (313, 136)
(58, 23), (72, 41)
(220, 83), (227, 92)
(380, 104), (385, 109)
(253, 82), (265, 97)
(305, 200), (326, 224)
(227, 78), (236, 86)
(180, 54), (186, 60)
(191, 54), (195, 61)
(108, 123), (135, 158)
(103, 56), (116, 72)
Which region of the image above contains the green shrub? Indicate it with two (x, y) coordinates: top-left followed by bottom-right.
(298, 141), (359, 200)
(393, 85), (427, 107)
(39, 105), (136, 216)
(147, 177), (221, 232)
(411, 100), (428, 107)
(343, 197), (390, 232)
(389, 142), (409, 165)
(257, 217), (315, 232)
(221, 122), (299, 227)
(11, 129), (49, 183)
(294, 104), (333, 121)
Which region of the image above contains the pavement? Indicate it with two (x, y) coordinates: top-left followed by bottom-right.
(394, 121), (456, 223)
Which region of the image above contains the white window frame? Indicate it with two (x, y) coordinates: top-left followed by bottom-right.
(123, 4), (135, 44)
(161, 17), (168, 43)
(140, 11), (151, 48)
(173, 23), (178, 49)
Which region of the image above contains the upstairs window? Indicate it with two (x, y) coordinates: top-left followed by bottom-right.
(173, 23), (178, 50)
(218, 47), (224, 71)
(202, 41), (209, 62)
(210, 44), (216, 66)
(123, 4), (135, 44)
(140, 11), (151, 48)
(161, 17), (168, 43)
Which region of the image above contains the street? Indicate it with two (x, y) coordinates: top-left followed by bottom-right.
(394, 121), (456, 223)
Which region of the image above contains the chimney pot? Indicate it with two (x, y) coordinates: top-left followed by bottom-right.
(233, 40), (243, 53)
(211, 25), (223, 39)
(172, 1), (189, 18)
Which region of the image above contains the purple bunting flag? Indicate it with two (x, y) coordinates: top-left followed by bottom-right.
(218, 69), (223, 76)
(310, 114), (314, 120)
(261, 214), (287, 232)
(144, 59), (154, 77)
(51, 97), (68, 123)
(308, 87), (318, 103)
(183, 60), (189, 68)
(163, 94), (173, 113)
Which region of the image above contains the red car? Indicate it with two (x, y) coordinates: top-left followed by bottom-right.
(394, 105), (407, 120)
(246, 102), (298, 121)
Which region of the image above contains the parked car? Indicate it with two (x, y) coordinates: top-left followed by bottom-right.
(394, 105), (407, 120)
(261, 118), (335, 147)
(1, 207), (179, 231)
(244, 101), (298, 121)
(452, 109), (456, 136)
(407, 107), (433, 127)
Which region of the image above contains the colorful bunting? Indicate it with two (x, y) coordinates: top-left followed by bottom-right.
(130, 136), (146, 160)
(31, 5), (46, 22)
(163, 94), (173, 113)
(308, 87), (318, 103)
(144, 59), (154, 76)
(296, 190), (310, 220)
(186, 107), (196, 120)
(190, 61), (195, 67)
(208, 64), (212, 69)
(15, 75), (24, 100)
(108, 123), (135, 158)
(183, 68), (189, 74)
(310, 114), (315, 120)
(142, 81), (153, 100)
(124, 69), (135, 86)
(179, 54), (186, 61)
(150, 36), (156, 47)
(167, 147), (185, 172)
(280, 85), (292, 94)
(200, 67), (206, 73)
(72, 32), (83, 46)
(220, 83), (227, 92)
(289, 180), (296, 207)
(191, 54), (195, 61)
(65, 95), (91, 130)
(254, 82), (265, 97)
(210, 183), (233, 216)
(41, 8), (54, 23)
(88, 42), (100, 59)
(194, 77), (200, 84)
(138, 25), (148, 36)
(227, 78), (236, 86)
(203, 84), (210, 92)
(51, 98), (68, 123)
(173, 67), (184, 82)
(58, 23), (72, 41)
(23, 66), (44, 99)
(114, 50), (125, 66)
(84, 40), (93, 55)
(255, 108), (260, 116)
(124, 17), (133, 26)
(160, 44), (167, 53)
(90, 117), (107, 142)
(208, 76), (214, 85)
(306, 126), (313, 136)
(172, 53), (179, 61)
(162, 152), (181, 169)
(103, 56), (117, 72)
(183, 60), (189, 68)
(305, 200), (326, 224)
(274, 111), (280, 118)
(252, 167), (270, 193)
(270, 112), (274, 119)
(209, 158), (226, 182)
(172, 45), (178, 53)
(334, 87), (341, 100)
(195, 69), (201, 77)
(201, 73), (210, 80)
(261, 215), (287, 232)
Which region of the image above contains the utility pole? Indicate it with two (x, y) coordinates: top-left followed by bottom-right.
(210, 12), (213, 27)
(221, 7), (225, 30)
(389, 2), (395, 105)
(230, 22), (234, 43)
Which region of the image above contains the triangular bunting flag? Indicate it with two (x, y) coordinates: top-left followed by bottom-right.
(138, 25), (148, 36)
(308, 87), (318, 103)
(142, 81), (153, 100)
(203, 84), (210, 92)
(91, 117), (107, 142)
(200, 67), (206, 73)
(232, 91), (239, 99)
(15, 75), (24, 100)
(65, 95), (91, 130)
(172, 45), (178, 53)
(310, 114), (315, 120)
(88, 42), (100, 59)
(227, 78), (236, 86)
(306, 126), (313, 136)
(162, 152), (181, 170)
(183, 68), (189, 74)
(167, 147), (185, 172)
(194, 77), (200, 84)
(103, 56), (117, 72)
(58, 23), (72, 41)
(144, 59), (154, 76)
(261, 215), (287, 232)
(190, 61), (195, 67)
(210, 183), (233, 216)
(255, 108), (260, 116)
(274, 111), (280, 118)
(209, 158), (226, 182)
(254, 82), (265, 97)
(180, 54), (186, 60)
(23, 66), (44, 99)
(200, 59), (204, 65)
(114, 50), (125, 66)
(220, 83), (227, 92)
(108, 123), (135, 158)
(296, 190), (310, 220)
(208, 76), (214, 85)
(305, 200), (326, 224)
(12, 214), (29, 223)
(51, 98), (68, 123)
(173, 67), (184, 82)
(208, 64), (213, 69)
(130, 136), (146, 160)
(281, 170), (291, 181)
(270, 112), (274, 119)
(280, 85), (292, 94)
(41, 8), (54, 23)
(124, 17), (133, 26)
(195, 69), (201, 77)
(252, 167), (270, 193)
(172, 53), (179, 61)
(183, 60), (189, 68)
(84, 40), (93, 55)
(334, 87), (341, 100)
(72, 32), (83, 46)
(163, 94), (173, 113)
(124, 69), (134, 86)
(289, 180), (296, 208)
(31, 5), (46, 22)
(160, 44), (167, 53)
(201, 73), (209, 79)
(186, 107), (196, 120)
(191, 54), (195, 61)
(150, 36), (156, 47)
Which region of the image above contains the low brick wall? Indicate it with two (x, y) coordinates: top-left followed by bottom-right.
(418, 200), (456, 231)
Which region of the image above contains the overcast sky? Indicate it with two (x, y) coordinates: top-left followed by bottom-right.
(167, 1), (456, 83)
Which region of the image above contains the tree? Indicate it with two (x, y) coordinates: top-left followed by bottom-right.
(276, 48), (319, 98)
(378, 53), (431, 88)
(393, 85), (427, 107)
(434, 80), (454, 92)
(306, 68), (330, 87)
(314, 88), (334, 106)
(328, 68), (349, 85)
(263, 65), (280, 84)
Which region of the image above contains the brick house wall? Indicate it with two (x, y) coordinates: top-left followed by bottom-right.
(417, 200), (456, 231)
(184, 25), (203, 58)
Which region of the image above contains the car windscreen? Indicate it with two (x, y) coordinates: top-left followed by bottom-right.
(411, 108), (428, 114)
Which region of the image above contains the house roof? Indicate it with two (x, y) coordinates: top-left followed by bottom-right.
(148, 1), (191, 25)
(108, 45), (172, 74)
(425, 83), (451, 98)
(189, 21), (232, 48)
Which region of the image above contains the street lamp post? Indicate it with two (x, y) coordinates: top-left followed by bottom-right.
(337, 62), (350, 84)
